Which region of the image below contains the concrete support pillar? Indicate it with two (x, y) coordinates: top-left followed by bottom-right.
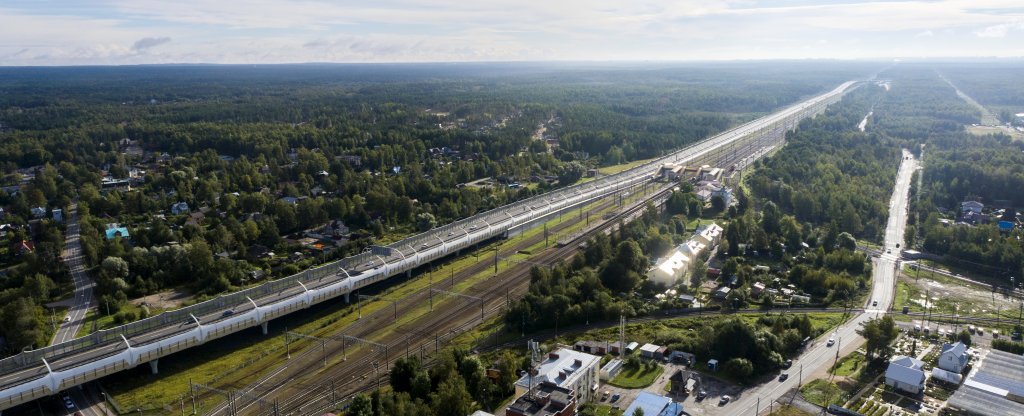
(261, 322), (268, 335)
(406, 270), (412, 278)
(344, 292), (350, 303)
(149, 359), (159, 375)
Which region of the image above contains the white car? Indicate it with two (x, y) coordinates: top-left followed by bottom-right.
(827, 338), (835, 347)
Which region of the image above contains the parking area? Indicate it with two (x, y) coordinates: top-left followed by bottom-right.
(596, 361), (745, 416)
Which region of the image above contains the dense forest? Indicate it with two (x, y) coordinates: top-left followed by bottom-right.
(938, 63), (1024, 123)
(0, 62), (868, 354)
(875, 66), (1024, 279)
(749, 84), (897, 242)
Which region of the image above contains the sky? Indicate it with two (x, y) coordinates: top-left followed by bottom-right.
(1, 0), (1023, 65)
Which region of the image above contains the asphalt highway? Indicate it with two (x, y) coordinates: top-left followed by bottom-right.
(730, 150), (919, 415)
(52, 204), (95, 345)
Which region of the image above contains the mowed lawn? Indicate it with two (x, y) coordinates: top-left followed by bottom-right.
(608, 362), (664, 389)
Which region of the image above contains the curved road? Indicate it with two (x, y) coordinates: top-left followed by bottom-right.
(730, 150), (919, 415)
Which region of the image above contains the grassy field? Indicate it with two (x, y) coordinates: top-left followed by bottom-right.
(76, 303), (167, 338)
(831, 351), (866, 377)
(107, 189), (653, 411)
(597, 158), (656, 175)
(968, 125), (1024, 141)
(608, 363), (663, 389)
(800, 379), (847, 408)
(582, 403), (625, 416)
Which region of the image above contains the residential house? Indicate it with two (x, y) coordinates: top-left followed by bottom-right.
(694, 223), (724, 247)
(669, 370), (699, 396)
(30, 206), (47, 219)
(104, 224), (130, 241)
(336, 155), (362, 167)
(712, 286), (731, 299)
(51, 209), (63, 223)
(695, 188), (713, 202)
(938, 342), (969, 374)
(13, 240), (34, 255)
(752, 282), (767, 297)
(170, 202), (190, 215)
(885, 355), (926, 395)
(515, 348), (601, 403)
(961, 201), (984, 215)
(625, 342), (639, 355)
(648, 248), (692, 287)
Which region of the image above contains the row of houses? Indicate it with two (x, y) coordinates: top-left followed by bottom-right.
(884, 341), (970, 395)
(647, 223), (723, 287)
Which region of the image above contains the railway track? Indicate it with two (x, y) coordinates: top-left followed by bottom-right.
(213, 124), (789, 415)
(191, 184), (667, 415)
(268, 185), (679, 415)
(183, 115), (794, 415)
(266, 184), (677, 415)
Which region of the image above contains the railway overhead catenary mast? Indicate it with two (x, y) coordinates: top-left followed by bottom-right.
(0, 80), (857, 410)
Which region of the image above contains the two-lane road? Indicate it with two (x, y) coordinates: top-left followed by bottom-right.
(729, 150), (919, 415)
(52, 204), (96, 345)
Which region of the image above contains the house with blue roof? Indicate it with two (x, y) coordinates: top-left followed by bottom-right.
(623, 392), (683, 416)
(105, 224), (130, 241)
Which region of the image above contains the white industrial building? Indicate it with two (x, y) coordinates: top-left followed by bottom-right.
(515, 347), (602, 403)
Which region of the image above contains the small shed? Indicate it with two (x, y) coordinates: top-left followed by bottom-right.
(640, 343), (660, 359)
(625, 342), (639, 354)
(707, 359), (719, 371)
(655, 346), (669, 360)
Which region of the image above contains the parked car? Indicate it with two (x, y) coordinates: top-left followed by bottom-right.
(602, 390), (610, 401)
(779, 373), (789, 381)
(611, 393), (621, 403)
(872, 300), (878, 307)
(719, 395), (731, 405)
(783, 359), (793, 369)
(696, 390), (707, 400)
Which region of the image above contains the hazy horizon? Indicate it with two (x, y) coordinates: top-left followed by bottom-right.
(2, 0), (1023, 66)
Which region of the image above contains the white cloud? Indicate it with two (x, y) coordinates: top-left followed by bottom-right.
(975, 21), (1024, 38)
(1, 1), (1023, 65)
